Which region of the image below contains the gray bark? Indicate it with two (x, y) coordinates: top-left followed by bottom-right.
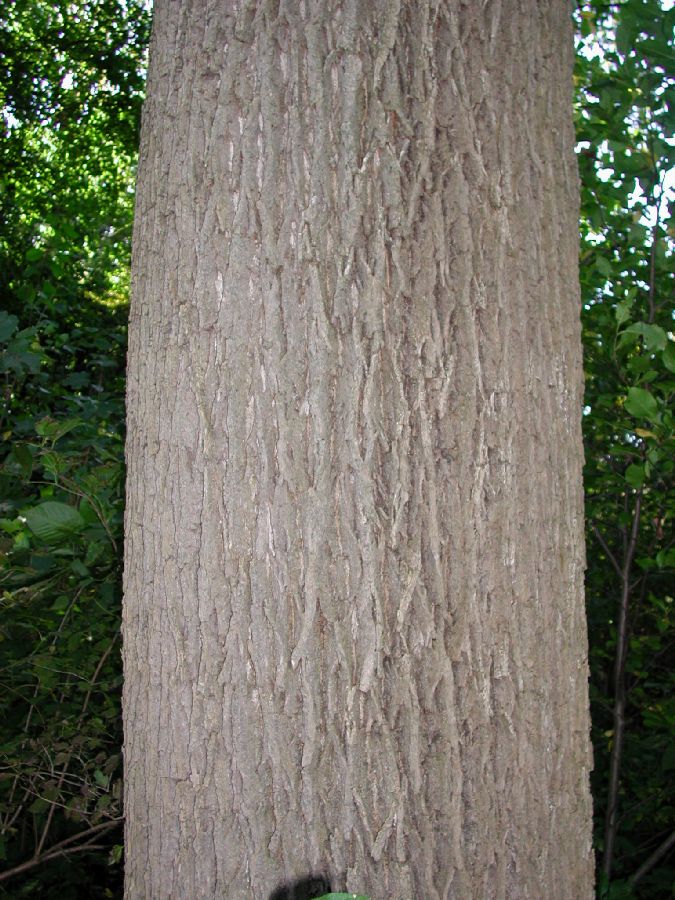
(123, 1), (594, 897)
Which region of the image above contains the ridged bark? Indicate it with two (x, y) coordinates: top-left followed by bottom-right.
(123, 1), (593, 897)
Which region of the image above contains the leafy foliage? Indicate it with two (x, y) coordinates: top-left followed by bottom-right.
(0, 0), (673, 897)
(0, 0), (148, 894)
(576, 1), (674, 896)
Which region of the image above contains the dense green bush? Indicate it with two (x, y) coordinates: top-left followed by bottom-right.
(0, 1), (672, 896)
(0, 1), (148, 894)
(576, 2), (674, 896)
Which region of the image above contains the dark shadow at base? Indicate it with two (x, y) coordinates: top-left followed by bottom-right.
(268, 874), (332, 900)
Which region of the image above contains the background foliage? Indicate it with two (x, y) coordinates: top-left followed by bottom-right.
(0, 1), (149, 895)
(0, 1), (673, 896)
(576, 1), (674, 896)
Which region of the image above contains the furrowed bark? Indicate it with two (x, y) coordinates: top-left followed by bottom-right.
(124, 1), (594, 897)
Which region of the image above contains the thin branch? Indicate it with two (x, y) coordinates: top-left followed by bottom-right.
(0, 787), (31, 838)
(42, 817), (122, 854)
(592, 524), (623, 578)
(629, 828), (675, 888)
(35, 635), (118, 858)
(0, 818), (122, 885)
(602, 492), (642, 880)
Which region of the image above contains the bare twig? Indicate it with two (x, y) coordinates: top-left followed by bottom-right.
(592, 524), (623, 579)
(602, 492), (642, 880)
(0, 787), (31, 839)
(35, 635), (118, 858)
(0, 818), (122, 885)
(629, 828), (675, 888)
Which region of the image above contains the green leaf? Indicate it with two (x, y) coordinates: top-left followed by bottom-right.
(70, 558), (90, 577)
(35, 417), (82, 442)
(655, 548), (675, 569)
(13, 443), (34, 478)
(50, 595), (71, 612)
(24, 501), (85, 542)
(30, 553), (55, 573)
(0, 517), (23, 534)
(614, 300), (633, 325)
(615, 20), (633, 57)
(63, 371), (90, 389)
(625, 464), (645, 489)
(84, 541), (106, 566)
(109, 844), (124, 865)
(40, 450), (67, 477)
(595, 256), (613, 277)
(624, 387), (658, 420)
(663, 342), (675, 374)
(0, 311), (18, 342)
(1, 345), (43, 375)
(623, 322), (667, 352)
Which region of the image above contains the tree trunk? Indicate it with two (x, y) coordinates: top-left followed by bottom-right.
(123, 1), (594, 897)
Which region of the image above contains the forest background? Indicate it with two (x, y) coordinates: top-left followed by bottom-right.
(0, 0), (673, 897)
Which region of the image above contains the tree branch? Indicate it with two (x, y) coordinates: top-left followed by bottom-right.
(35, 635), (118, 858)
(602, 492), (642, 880)
(0, 818), (122, 884)
(629, 828), (675, 888)
(592, 524), (623, 578)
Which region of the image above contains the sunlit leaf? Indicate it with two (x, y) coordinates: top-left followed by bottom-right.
(623, 322), (667, 352)
(624, 387), (659, 420)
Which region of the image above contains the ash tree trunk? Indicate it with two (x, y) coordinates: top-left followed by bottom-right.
(123, 0), (594, 897)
